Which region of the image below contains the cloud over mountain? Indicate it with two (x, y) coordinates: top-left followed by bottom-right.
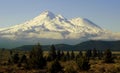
(0, 11), (120, 48)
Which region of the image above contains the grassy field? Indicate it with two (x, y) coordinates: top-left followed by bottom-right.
(0, 49), (120, 73)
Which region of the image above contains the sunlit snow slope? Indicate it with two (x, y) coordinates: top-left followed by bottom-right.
(0, 11), (120, 48)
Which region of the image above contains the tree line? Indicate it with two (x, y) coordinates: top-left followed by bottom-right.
(6, 43), (114, 73)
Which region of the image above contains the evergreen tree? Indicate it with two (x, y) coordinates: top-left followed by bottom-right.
(76, 57), (90, 70)
(71, 50), (75, 60)
(48, 45), (57, 61)
(56, 50), (61, 60)
(93, 48), (98, 58)
(20, 54), (27, 63)
(10, 50), (13, 55)
(48, 59), (63, 73)
(85, 50), (92, 58)
(66, 51), (70, 61)
(61, 51), (66, 61)
(12, 53), (19, 64)
(78, 51), (82, 57)
(97, 50), (103, 59)
(76, 51), (82, 60)
(29, 43), (46, 69)
(103, 49), (114, 63)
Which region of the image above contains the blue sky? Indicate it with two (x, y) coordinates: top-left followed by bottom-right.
(0, 0), (120, 32)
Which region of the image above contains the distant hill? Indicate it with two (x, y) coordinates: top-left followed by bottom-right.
(16, 40), (120, 51)
(16, 44), (73, 51)
(74, 40), (120, 51)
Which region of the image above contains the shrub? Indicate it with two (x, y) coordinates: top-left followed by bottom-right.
(64, 61), (78, 73)
(20, 54), (27, 63)
(48, 59), (63, 73)
(76, 57), (90, 70)
(12, 53), (19, 64)
(103, 49), (114, 63)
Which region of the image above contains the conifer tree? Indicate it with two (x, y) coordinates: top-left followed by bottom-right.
(97, 50), (103, 59)
(20, 54), (27, 63)
(71, 50), (75, 60)
(48, 45), (57, 61)
(85, 50), (92, 58)
(76, 57), (90, 70)
(56, 50), (61, 60)
(66, 51), (70, 61)
(12, 53), (19, 64)
(29, 43), (46, 69)
(61, 51), (66, 61)
(48, 59), (63, 73)
(76, 51), (82, 60)
(103, 49), (114, 63)
(93, 48), (98, 58)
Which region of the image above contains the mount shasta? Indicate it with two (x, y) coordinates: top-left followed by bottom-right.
(0, 11), (120, 48)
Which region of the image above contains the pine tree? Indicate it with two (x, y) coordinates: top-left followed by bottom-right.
(76, 51), (82, 60)
(61, 51), (66, 61)
(48, 59), (63, 73)
(56, 50), (61, 60)
(71, 50), (75, 60)
(10, 50), (13, 55)
(12, 53), (19, 64)
(85, 50), (92, 58)
(93, 48), (98, 58)
(78, 51), (82, 57)
(29, 43), (46, 69)
(66, 51), (70, 61)
(48, 45), (57, 61)
(103, 49), (114, 63)
(97, 50), (103, 59)
(20, 54), (27, 63)
(76, 57), (90, 70)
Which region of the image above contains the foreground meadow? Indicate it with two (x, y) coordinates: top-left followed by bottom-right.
(0, 45), (120, 73)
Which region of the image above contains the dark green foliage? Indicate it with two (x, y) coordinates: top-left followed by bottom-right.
(97, 50), (103, 59)
(85, 50), (92, 58)
(48, 59), (63, 73)
(76, 51), (82, 60)
(60, 51), (66, 61)
(17, 40), (120, 51)
(66, 51), (70, 61)
(12, 53), (19, 64)
(92, 48), (98, 58)
(61, 51), (65, 57)
(78, 51), (82, 57)
(48, 45), (57, 61)
(71, 50), (75, 60)
(56, 50), (62, 60)
(20, 54), (27, 63)
(76, 57), (90, 70)
(10, 50), (13, 55)
(8, 58), (12, 65)
(29, 43), (46, 69)
(103, 49), (114, 63)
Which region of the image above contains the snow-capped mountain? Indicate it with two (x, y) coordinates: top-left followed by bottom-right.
(0, 11), (120, 48)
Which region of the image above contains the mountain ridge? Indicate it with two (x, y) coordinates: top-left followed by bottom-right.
(16, 40), (120, 51)
(0, 11), (120, 48)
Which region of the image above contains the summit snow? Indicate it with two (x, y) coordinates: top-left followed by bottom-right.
(0, 11), (120, 48)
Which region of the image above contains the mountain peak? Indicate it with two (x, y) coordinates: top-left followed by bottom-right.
(39, 11), (55, 19)
(0, 11), (120, 48)
(41, 10), (54, 15)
